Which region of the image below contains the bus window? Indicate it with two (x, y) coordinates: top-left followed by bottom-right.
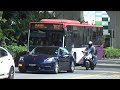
(89, 27), (93, 41)
(64, 30), (72, 51)
(85, 27), (88, 45)
(48, 32), (63, 46)
(89, 27), (92, 41)
(86, 27), (89, 41)
(72, 26), (81, 48)
(98, 27), (103, 45)
(92, 27), (97, 45)
(83, 27), (87, 45)
(79, 26), (84, 47)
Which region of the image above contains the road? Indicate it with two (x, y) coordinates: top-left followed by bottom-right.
(14, 65), (120, 79)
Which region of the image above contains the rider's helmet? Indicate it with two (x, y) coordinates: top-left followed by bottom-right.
(88, 41), (93, 47)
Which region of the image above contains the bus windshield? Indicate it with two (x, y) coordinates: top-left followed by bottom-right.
(29, 29), (64, 51)
(28, 23), (65, 51)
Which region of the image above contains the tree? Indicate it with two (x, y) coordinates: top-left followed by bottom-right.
(0, 11), (7, 46)
(1, 11), (58, 46)
(39, 11), (57, 20)
(78, 17), (85, 23)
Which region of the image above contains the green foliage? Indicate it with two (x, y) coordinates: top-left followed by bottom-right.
(103, 47), (120, 58)
(3, 44), (27, 58)
(38, 11), (57, 20)
(3, 44), (27, 66)
(1, 11), (58, 46)
(102, 35), (106, 47)
(0, 29), (3, 40)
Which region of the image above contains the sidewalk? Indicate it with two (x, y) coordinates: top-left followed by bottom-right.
(97, 59), (120, 68)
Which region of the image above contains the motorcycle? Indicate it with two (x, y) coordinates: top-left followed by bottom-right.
(82, 50), (95, 70)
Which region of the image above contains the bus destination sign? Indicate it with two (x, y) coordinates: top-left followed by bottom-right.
(30, 23), (63, 30)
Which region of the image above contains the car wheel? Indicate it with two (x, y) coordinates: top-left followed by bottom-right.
(18, 66), (27, 73)
(8, 67), (14, 79)
(67, 60), (75, 73)
(53, 61), (59, 74)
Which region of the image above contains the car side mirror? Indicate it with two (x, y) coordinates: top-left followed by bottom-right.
(59, 52), (65, 58)
(59, 55), (64, 58)
(61, 52), (67, 57)
(62, 52), (66, 55)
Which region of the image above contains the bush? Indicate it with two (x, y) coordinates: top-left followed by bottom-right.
(4, 44), (27, 55)
(3, 43), (27, 66)
(103, 47), (120, 58)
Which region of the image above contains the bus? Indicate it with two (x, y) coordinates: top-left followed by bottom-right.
(28, 19), (103, 65)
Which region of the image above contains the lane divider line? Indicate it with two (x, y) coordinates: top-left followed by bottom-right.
(68, 73), (107, 79)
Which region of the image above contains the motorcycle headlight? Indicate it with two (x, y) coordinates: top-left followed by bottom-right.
(85, 56), (89, 60)
(87, 57), (90, 60)
(44, 57), (54, 63)
(19, 57), (24, 62)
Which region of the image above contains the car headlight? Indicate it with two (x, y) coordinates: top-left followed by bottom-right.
(19, 57), (24, 62)
(44, 57), (54, 63)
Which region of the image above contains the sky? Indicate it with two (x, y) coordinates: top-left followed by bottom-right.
(83, 11), (109, 24)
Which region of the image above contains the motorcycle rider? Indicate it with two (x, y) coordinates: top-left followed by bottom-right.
(84, 41), (97, 66)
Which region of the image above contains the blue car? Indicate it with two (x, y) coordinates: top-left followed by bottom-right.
(18, 46), (75, 74)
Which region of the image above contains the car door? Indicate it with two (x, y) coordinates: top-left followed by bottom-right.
(62, 48), (71, 69)
(0, 55), (4, 76)
(58, 48), (70, 70)
(0, 48), (10, 76)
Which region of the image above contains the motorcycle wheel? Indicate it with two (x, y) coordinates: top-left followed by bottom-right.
(85, 61), (90, 70)
(90, 63), (95, 70)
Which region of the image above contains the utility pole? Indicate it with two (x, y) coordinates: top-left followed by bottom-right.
(109, 29), (114, 48)
(112, 29), (114, 48)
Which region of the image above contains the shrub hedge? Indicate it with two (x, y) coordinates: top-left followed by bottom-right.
(103, 47), (120, 58)
(3, 44), (27, 66)
(3, 45), (120, 66)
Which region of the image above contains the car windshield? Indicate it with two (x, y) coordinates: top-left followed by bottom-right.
(32, 47), (59, 55)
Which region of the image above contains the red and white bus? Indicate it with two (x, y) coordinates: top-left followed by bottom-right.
(28, 19), (103, 65)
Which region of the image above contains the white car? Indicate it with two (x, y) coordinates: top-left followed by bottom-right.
(0, 47), (15, 79)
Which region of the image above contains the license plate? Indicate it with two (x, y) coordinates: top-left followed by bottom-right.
(29, 64), (36, 66)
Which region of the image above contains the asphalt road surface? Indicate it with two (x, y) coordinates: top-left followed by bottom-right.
(14, 65), (120, 79)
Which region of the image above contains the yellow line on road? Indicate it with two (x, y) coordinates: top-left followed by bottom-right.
(68, 73), (107, 79)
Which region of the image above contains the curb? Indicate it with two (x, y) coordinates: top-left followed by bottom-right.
(96, 64), (120, 68)
(101, 59), (120, 61)
(98, 59), (120, 64)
